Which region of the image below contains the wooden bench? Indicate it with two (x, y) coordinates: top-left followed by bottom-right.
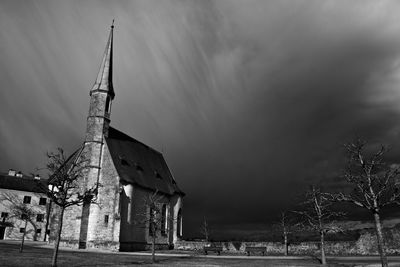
(204, 246), (223, 255)
(245, 246), (266, 256)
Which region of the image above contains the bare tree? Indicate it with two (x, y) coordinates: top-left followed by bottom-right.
(200, 216), (210, 242)
(295, 186), (343, 265)
(0, 193), (37, 252)
(43, 147), (98, 267)
(134, 190), (171, 263)
(277, 211), (298, 256)
(333, 139), (400, 267)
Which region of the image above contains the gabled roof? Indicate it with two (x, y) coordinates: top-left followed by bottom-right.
(106, 127), (184, 196)
(0, 173), (47, 194)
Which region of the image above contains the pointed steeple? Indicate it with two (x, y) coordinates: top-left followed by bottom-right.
(91, 21), (115, 100)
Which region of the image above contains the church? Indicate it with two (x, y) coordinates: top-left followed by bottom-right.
(49, 23), (184, 251)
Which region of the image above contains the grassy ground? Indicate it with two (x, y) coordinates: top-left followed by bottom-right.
(2, 241), (399, 266)
(0, 241), (336, 267)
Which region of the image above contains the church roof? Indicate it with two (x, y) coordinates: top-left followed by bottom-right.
(90, 22), (115, 99)
(0, 173), (47, 194)
(106, 127), (184, 196)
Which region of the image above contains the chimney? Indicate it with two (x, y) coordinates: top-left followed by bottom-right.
(8, 169), (16, 176)
(34, 174), (41, 180)
(16, 171), (23, 178)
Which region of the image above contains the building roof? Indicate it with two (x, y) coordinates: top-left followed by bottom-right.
(0, 173), (47, 194)
(106, 127), (184, 196)
(90, 22), (115, 99)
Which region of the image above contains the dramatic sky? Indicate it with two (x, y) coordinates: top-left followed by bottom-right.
(2, 0), (400, 238)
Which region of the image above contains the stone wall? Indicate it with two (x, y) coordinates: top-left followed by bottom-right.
(175, 240), (354, 255)
(175, 229), (400, 255)
(86, 142), (121, 249)
(119, 186), (173, 251)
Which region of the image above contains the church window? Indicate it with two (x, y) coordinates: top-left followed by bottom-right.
(161, 204), (167, 236)
(39, 197), (47, 205)
(36, 229), (42, 234)
(20, 228), (25, 233)
(177, 209), (182, 238)
(23, 196), (31, 204)
(105, 96), (111, 113)
(104, 215), (109, 226)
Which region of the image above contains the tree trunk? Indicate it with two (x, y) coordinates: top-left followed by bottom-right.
(151, 230), (156, 263)
(51, 207), (65, 267)
(32, 222), (38, 241)
(284, 233), (288, 256)
(44, 200), (52, 241)
(19, 219), (27, 253)
(320, 231), (326, 265)
(373, 211), (388, 267)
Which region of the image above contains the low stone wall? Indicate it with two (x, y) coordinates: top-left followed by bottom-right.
(176, 231), (400, 256)
(52, 240), (120, 251)
(175, 240), (357, 255)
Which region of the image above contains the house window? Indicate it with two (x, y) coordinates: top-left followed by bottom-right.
(20, 228), (25, 233)
(39, 198), (47, 205)
(104, 215), (109, 226)
(1, 212), (8, 218)
(36, 229), (42, 234)
(23, 196), (31, 204)
(161, 204), (167, 236)
(37, 214), (44, 222)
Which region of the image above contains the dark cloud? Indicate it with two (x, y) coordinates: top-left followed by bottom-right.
(1, 0), (400, 238)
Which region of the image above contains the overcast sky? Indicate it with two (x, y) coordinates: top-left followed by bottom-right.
(2, 0), (400, 238)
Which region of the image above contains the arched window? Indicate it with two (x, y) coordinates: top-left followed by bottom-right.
(105, 96), (111, 113)
(161, 204), (167, 236)
(177, 209), (182, 238)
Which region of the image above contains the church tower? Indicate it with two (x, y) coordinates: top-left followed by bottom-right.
(79, 22), (115, 249)
(86, 22), (115, 142)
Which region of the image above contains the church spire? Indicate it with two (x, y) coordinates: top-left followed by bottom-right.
(91, 21), (115, 100)
(85, 22), (115, 142)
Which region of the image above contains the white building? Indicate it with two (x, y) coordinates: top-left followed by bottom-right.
(0, 169), (49, 241)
